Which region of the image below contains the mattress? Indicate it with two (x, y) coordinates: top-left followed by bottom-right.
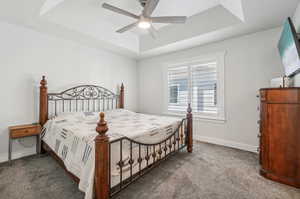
(42, 109), (182, 199)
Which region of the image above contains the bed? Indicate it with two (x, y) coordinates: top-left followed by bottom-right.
(38, 76), (193, 199)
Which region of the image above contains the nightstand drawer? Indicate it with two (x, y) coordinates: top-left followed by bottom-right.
(10, 125), (41, 138)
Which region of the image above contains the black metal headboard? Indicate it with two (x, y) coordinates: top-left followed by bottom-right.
(47, 85), (120, 117)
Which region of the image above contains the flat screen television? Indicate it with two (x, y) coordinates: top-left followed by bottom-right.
(278, 17), (300, 77)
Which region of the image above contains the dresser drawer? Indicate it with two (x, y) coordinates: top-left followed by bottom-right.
(10, 125), (41, 138)
(267, 89), (300, 103)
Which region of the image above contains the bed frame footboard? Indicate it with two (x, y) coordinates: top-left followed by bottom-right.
(95, 105), (193, 199)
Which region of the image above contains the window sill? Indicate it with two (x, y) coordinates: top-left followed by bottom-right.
(163, 112), (226, 124)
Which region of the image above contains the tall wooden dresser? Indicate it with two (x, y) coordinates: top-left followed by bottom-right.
(259, 88), (300, 188)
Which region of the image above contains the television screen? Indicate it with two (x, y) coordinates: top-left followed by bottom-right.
(278, 18), (300, 77)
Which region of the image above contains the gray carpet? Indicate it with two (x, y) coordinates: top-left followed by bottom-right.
(1, 142), (299, 199)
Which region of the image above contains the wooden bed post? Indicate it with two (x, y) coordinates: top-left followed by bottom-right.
(119, 83), (124, 109)
(95, 112), (109, 199)
(39, 76), (48, 126)
(187, 103), (193, 153)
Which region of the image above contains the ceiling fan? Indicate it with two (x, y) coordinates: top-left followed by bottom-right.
(102, 0), (187, 38)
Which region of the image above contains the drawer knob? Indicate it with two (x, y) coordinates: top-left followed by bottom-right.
(257, 134), (261, 138)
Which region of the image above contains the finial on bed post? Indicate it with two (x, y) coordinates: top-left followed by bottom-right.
(39, 76), (48, 126)
(96, 112), (108, 135)
(119, 83), (124, 109)
(186, 103), (193, 153)
(94, 112), (109, 199)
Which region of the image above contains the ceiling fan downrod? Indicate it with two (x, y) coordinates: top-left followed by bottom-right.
(139, 0), (147, 7)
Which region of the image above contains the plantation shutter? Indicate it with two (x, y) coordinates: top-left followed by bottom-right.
(191, 62), (218, 114)
(167, 61), (218, 115)
(167, 66), (189, 112)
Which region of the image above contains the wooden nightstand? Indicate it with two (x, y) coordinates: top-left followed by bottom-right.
(8, 124), (42, 165)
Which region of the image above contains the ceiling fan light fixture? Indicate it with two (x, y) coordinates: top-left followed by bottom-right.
(138, 20), (151, 29)
(138, 21), (151, 29)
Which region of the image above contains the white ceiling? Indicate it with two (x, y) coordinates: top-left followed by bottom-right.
(0, 0), (299, 59)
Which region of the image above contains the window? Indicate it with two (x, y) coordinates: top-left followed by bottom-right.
(164, 52), (225, 121)
(191, 62), (217, 114)
(169, 85), (179, 103)
(167, 66), (188, 112)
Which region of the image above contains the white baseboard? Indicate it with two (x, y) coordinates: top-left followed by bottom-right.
(0, 150), (36, 163)
(196, 136), (258, 153)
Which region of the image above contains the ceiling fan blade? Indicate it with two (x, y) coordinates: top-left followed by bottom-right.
(102, 3), (139, 19)
(151, 16), (187, 24)
(116, 22), (138, 33)
(148, 25), (158, 39)
(143, 0), (159, 17)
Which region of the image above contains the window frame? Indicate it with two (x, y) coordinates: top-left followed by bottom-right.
(163, 51), (226, 121)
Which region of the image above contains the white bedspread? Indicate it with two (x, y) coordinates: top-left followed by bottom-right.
(42, 109), (182, 199)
